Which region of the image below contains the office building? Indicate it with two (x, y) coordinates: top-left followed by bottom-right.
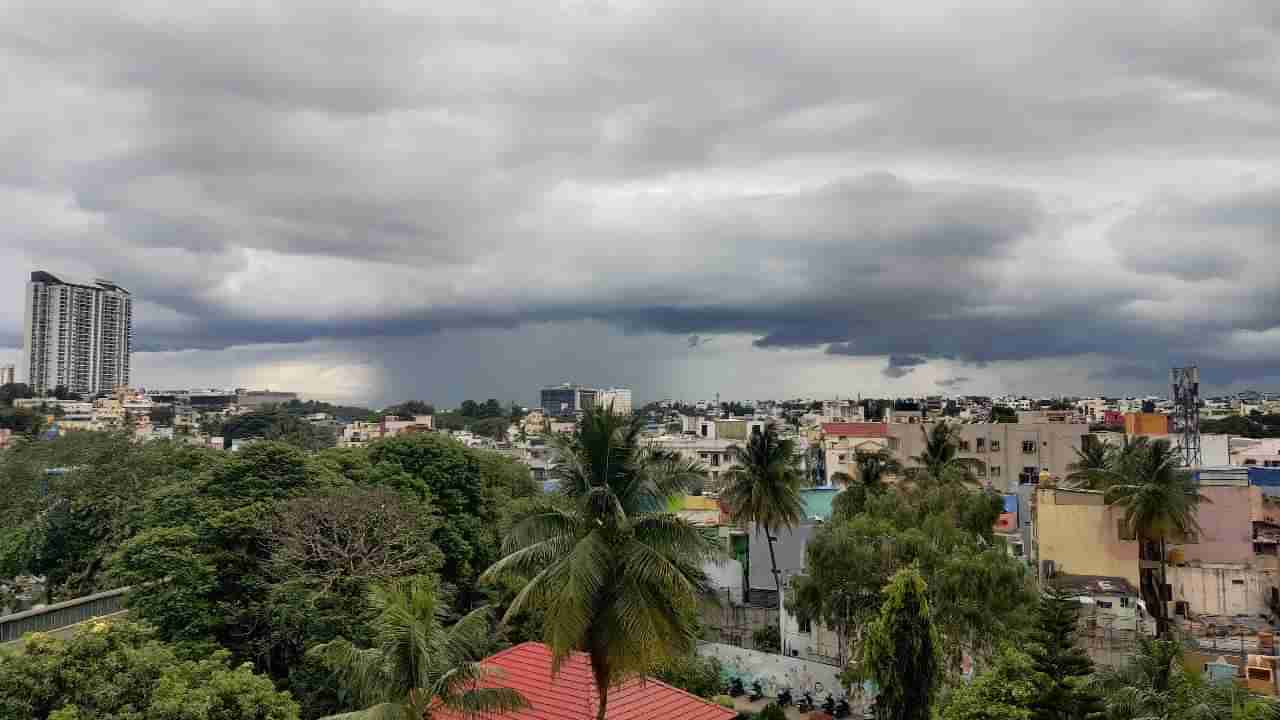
(0, 364), (14, 386)
(21, 271), (132, 396)
(540, 383), (599, 418)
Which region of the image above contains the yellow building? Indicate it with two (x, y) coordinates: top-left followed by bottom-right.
(1034, 487), (1140, 589)
(1124, 412), (1170, 437)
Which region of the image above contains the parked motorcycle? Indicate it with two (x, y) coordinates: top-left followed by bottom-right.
(834, 696), (852, 718)
(749, 681), (765, 702)
(797, 691), (816, 713)
(776, 688), (793, 707)
(822, 694), (837, 715)
(726, 677), (745, 698)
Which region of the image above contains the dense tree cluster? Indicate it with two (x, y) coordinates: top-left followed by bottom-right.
(0, 621), (299, 720)
(0, 431), (536, 719)
(1202, 413), (1280, 438)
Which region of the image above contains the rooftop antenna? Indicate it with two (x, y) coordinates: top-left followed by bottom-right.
(1171, 366), (1201, 467)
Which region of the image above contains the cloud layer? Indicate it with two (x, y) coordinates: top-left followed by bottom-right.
(2, 1), (1280, 402)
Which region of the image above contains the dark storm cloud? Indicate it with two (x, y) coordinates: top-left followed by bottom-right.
(3, 1), (1280, 394)
(882, 355), (928, 379)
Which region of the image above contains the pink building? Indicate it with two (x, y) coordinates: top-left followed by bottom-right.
(1178, 484), (1255, 564)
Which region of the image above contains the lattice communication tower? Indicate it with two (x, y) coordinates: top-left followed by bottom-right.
(1171, 366), (1201, 467)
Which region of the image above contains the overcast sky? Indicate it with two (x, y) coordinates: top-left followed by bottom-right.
(2, 1), (1278, 407)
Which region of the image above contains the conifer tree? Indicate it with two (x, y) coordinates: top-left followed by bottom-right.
(1028, 586), (1104, 720)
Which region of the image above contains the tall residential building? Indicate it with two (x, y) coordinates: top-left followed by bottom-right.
(21, 271), (133, 396)
(0, 364), (14, 386)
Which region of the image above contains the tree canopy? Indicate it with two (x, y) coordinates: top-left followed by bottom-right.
(0, 621), (299, 720)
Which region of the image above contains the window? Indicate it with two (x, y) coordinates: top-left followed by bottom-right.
(1120, 597), (1130, 608)
(1232, 579), (1246, 585)
(975, 464), (986, 477)
(991, 466), (1001, 478)
(991, 440), (1001, 452)
(712, 454), (721, 467)
(1096, 600), (1113, 609)
(1020, 466), (1038, 485)
(976, 438), (985, 452)
(959, 440), (970, 452)
(1022, 440), (1036, 454)
(798, 617), (812, 634)
(888, 437), (901, 450)
(837, 453), (847, 462)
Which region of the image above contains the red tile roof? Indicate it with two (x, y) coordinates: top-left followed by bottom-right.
(820, 422), (888, 438)
(430, 642), (736, 720)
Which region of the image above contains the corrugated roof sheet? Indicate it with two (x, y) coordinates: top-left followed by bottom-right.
(430, 642), (737, 720)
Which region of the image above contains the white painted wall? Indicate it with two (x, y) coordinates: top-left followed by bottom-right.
(698, 642), (844, 697)
(704, 559), (744, 605)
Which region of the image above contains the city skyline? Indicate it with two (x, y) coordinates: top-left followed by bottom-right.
(2, 2), (1280, 406)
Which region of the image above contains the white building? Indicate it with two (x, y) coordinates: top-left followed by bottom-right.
(0, 365), (14, 386)
(21, 271), (132, 396)
(596, 387), (633, 415)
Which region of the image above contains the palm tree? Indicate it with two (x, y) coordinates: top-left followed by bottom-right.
(910, 422), (978, 486)
(1088, 637), (1261, 720)
(1104, 438), (1208, 638)
(310, 575), (527, 720)
(721, 423), (806, 632)
(481, 405), (718, 720)
(832, 449), (903, 493)
(1065, 439), (1114, 489)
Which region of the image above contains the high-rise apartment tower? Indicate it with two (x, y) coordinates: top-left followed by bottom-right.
(21, 271), (133, 396)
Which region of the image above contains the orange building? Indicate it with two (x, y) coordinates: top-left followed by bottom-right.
(1124, 412), (1170, 436)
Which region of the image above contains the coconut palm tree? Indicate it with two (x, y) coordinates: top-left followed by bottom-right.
(1088, 637), (1264, 720)
(481, 405), (718, 720)
(1065, 439), (1115, 489)
(721, 423), (806, 629)
(832, 449), (903, 494)
(310, 575), (527, 720)
(909, 422), (978, 486)
(1104, 438), (1208, 638)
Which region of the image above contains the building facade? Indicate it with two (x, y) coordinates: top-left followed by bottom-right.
(0, 364), (14, 386)
(887, 417), (1088, 490)
(21, 271), (132, 396)
(540, 383), (598, 418)
(595, 387), (633, 415)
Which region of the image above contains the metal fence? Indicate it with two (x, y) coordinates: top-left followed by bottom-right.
(0, 586), (130, 643)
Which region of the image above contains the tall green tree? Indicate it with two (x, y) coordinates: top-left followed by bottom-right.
(910, 423), (978, 486)
(861, 566), (941, 720)
(1103, 439), (1207, 637)
(482, 405), (717, 720)
(721, 423), (805, 625)
(793, 485), (1030, 670)
(1028, 587), (1103, 720)
(311, 576), (526, 720)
